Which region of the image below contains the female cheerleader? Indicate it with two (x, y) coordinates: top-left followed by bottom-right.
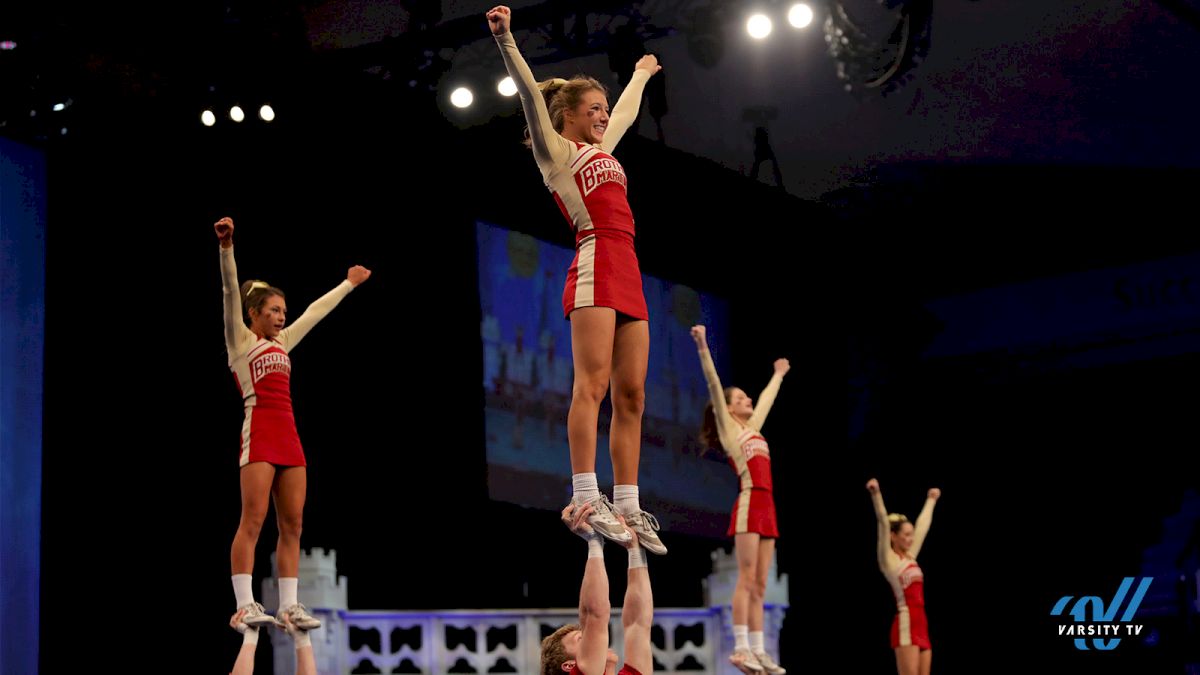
(866, 478), (940, 675)
(487, 5), (665, 553)
(216, 216), (370, 628)
(691, 324), (789, 674)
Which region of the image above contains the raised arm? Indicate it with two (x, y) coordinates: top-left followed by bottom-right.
(909, 488), (940, 559)
(276, 265), (369, 352)
(747, 358), (789, 431)
(216, 217), (256, 363)
(619, 516), (654, 675)
(599, 55), (659, 153)
(867, 479), (891, 571)
(229, 609), (259, 675)
(280, 613), (318, 675)
(488, 6), (573, 169)
(563, 501), (611, 675)
(691, 325), (734, 447)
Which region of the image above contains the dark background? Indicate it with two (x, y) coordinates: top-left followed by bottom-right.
(3, 0), (1199, 672)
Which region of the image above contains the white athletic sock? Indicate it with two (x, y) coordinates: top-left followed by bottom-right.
(613, 484), (640, 515)
(734, 625), (750, 651)
(572, 473), (600, 503)
(279, 577), (299, 610)
(232, 574), (255, 608)
(749, 631), (765, 652)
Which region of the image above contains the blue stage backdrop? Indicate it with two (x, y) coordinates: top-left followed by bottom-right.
(0, 138), (45, 674)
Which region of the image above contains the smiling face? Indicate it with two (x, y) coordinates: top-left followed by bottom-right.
(563, 89), (610, 145)
(891, 520), (914, 553)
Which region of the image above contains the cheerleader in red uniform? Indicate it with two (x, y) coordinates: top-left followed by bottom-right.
(215, 216), (370, 630)
(867, 478), (941, 675)
(488, 5), (665, 553)
(691, 325), (789, 674)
